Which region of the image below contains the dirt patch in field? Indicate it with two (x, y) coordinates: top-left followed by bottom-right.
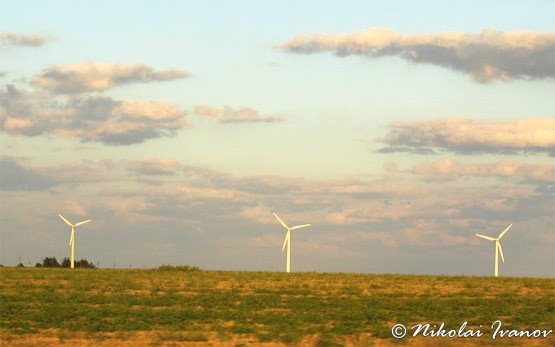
(3, 330), (553, 347)
(0, 330), (284, 346)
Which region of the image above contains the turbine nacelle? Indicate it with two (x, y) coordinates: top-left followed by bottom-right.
(273, 213), (311, 250)
(59, 214), (91, 229)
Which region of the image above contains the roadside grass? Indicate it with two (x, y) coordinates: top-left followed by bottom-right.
(0, 268), (553, 345)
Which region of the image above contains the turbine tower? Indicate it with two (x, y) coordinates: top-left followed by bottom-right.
(273, 213), (311, 273)
(59, 214), (91, 269)
(476, 224), (513, 277)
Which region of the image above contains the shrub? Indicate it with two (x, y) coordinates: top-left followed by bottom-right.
(42, 257), (61, 268)
(62, 258), (71, 268)
(61, 258), (96, 268)
(76, 259), (96, 268)
(158, 264), (201, 272)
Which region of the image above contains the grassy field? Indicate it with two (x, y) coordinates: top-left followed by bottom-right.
(0, 267), (553, 346)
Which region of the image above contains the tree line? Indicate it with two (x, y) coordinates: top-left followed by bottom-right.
(16, 257), (96, 268)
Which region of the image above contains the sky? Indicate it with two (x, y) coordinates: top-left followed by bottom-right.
(1, 1), (554, 277)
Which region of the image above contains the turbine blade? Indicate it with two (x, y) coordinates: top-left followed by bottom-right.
(59, 214), (73, 227)
(74, 219), (91, 227)
(475, 234), (495, 241)
(497, 242), (505, 263)
(69, 230), (74, 246)
(291, 224), (311, 230)
(281, 231), (290, 252)
(498, 224), (513, 239)
(273, 213), (289, 229)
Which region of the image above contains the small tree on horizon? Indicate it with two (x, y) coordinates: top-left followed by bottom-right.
(61, 258), (71, 268)
(61, 257), (96, 269)
(42, 257), (61, 268)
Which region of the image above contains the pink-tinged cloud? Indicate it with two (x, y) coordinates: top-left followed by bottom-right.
(0, 157), (116, 191)
(279, 28), (555, 82)
(241, 206), (277, 224)
(482, 198), (516, 212)
(0, 85), (188, 145)
(1, 84), (285, 145)
(193, 105), (285, 123)
(246, 234), (282, 248)
(60, 201), (88, 217)
(326, 201), (415, 225)
(407, 159), (555, 182)
(31, 61), (189, 93)
(105, 198), (150, 214)
(175, 185), (254, 201)
(0, 31), (54, 49)
(327, 179), (428, 197)
(379, 118), (555, 156)
(335, 231), (399, 248)
(3, 155), (553, 276)
(402, 219), (473, 247)
(125, 158), (183, 176)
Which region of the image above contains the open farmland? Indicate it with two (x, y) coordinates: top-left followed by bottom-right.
(1, 267), (553, 346)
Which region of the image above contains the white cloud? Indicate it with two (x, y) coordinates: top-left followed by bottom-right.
(279, 28), (555, 82)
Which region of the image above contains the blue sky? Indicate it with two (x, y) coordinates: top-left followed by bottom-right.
(1, 1), (554, 276)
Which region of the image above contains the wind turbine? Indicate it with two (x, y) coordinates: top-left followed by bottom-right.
(475, 224), (513, 277)
(273, 213), (311, 273)
(59, 214), (91, 269)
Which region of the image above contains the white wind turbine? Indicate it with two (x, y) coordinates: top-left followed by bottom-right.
(475, 224), (513, 277)
(59, 214), (91, 269)
(273, 213), (311, 273)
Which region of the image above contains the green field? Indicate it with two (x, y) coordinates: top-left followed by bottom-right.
(1, 267), (553, 346)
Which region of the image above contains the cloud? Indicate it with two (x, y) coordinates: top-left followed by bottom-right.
(0, 84), (188, 145)
(60, 201), (88, 217)
(402, 219), (472, 247)
(125, 158), (183, 176)
(350, 231), (399, 248)
(1, 83), (284, 145)
(31, 61), (189, 93)
(379, 118), (555, 156)
(325, 201), (415, 225)
(406, 159), (555, 183)
(0, 157), (56, 191)
(376, 146), (436, 155)
(0, 157), (118, 191)
(193, 105), (285, 123)
(0, 31), (54, 49)
(241, 206), (277, 224)
(2, 155), (553, 274)
(246, 234), (282, 248)
(279, 28), (555, 82)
